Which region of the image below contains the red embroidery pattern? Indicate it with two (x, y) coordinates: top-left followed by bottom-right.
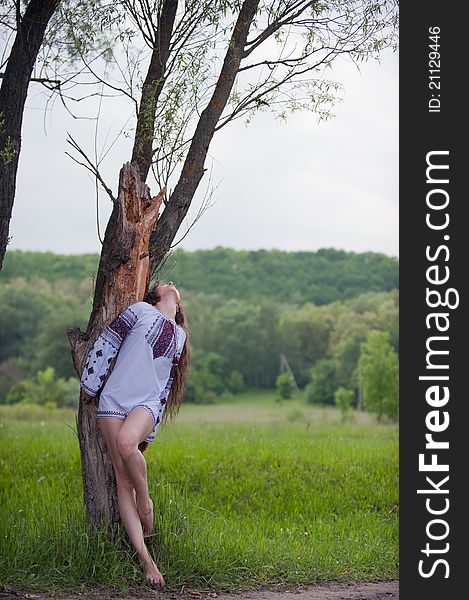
(103, 307), (138, 349)
(145, 317), (176, 359)
(152, 320), (175, 358)
(109, 314), (132, 340)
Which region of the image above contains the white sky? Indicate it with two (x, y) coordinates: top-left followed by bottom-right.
(8, 47), (398, 258)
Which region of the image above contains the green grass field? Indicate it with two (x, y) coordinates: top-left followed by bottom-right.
(0, 391), (398, 594)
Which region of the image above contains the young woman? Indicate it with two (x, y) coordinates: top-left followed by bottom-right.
(80, 281), (190, 587)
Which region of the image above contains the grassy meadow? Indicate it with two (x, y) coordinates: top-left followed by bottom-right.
(0, 391), (398, 594)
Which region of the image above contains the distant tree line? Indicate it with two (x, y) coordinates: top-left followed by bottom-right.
(0, 249), (399, 419)
(2, 247), (398, 305)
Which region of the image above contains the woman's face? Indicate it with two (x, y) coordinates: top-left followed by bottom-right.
(157, 281), (181, 303)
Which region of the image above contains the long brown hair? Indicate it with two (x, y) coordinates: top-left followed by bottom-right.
(143, 282), (191, 423)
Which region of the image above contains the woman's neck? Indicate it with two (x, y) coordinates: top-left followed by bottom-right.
(155, 298), (177, 322)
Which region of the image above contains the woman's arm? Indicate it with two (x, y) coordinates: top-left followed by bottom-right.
(80, 306), (138, 398)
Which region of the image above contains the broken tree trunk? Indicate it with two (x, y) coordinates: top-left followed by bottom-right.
(67, 162), (164, 539)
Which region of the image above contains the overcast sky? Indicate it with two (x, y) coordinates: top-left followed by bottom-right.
(8, 47), (398, 258)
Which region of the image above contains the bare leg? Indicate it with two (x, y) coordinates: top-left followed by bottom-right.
(98, 417), (165, 587)
(115, 476), (162, 584)
(119, 444), (152, 520)
(116, 408), (156, 535)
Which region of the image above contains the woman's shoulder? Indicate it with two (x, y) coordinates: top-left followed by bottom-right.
(129, 300), (149, 308)
(128, 300), (154, 312)
(126, 301), (155, 319)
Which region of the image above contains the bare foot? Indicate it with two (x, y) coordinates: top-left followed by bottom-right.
(137, 496), (154, 537)
(141, 555), (166, 587)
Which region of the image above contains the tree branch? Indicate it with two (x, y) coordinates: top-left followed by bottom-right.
(170, 163), (221, 249)
(148, 0), (261, 273)
(65, 134), (116, 202)
(0, 73), (61, 88)
(243, 1), (315, 58)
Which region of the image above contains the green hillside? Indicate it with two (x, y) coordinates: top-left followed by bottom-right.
(0, 247), (398, 414)
(2, 247), (398, 305)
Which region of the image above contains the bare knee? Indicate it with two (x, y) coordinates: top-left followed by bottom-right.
(116, 430), (139, 460)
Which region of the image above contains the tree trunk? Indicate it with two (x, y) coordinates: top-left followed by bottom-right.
(67, 163), (164, 536)
(0, 0), (60, 270)
(67, 0), (260, 539)
(131, 0), (178, 182)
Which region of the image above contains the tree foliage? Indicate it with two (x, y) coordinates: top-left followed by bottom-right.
(278, 302), (335, 386)
(5, 366), (79, 408)
(334, 386), (354, 422)
(305, 358), (336, 405)
(188, 349), (226, 403)
(2, 248), (398, 303)
(0, 250), (398, 409)
(358, 330), (398, 421)
(276, 372), (294, 399)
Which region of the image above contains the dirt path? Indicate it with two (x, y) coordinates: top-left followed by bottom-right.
(0, 580), (398, 600)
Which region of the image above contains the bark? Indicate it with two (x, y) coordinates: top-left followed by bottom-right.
(67, 163), (164, 536)
(0, 0), (60, 270)
(131, 0), (178, 182)
(149, 0), (261, 273)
